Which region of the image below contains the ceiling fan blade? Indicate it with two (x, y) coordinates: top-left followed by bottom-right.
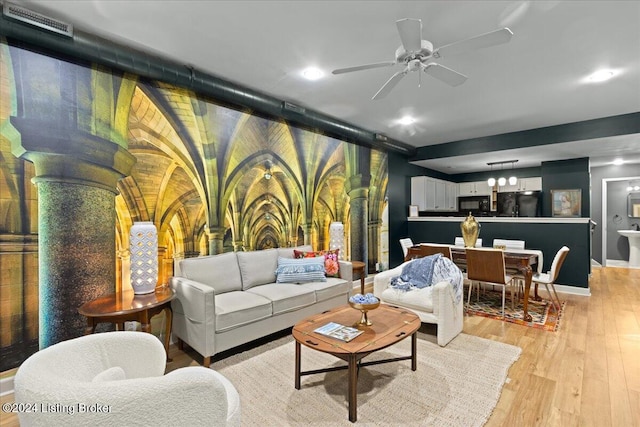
(372, 69), (408, 100)
(396, 18), (422, 52)
(434, 28), (513, 58)
(332, 61), (396, 75)
(423, 63), (468, 87)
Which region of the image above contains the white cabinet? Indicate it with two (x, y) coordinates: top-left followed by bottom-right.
(411, 176), (458, 212)
(498, 177), (542, 193)
(459, 181), (491, 196)
(445, 181), (458, 211)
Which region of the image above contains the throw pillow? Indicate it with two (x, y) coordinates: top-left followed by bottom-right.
(92, 366), (127, 383)
(294, 249), (341, 278)
(275, 256), (326, 284)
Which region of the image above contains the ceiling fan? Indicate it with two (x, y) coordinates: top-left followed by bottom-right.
(332, 19), (513, 100)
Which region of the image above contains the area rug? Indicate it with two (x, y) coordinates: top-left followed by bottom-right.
(465, 287), (566, 331)
(212, 332), (521, 426)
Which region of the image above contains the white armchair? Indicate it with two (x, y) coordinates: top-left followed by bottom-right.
(14, 331), (240, 427)
(374, 258), (464, 347)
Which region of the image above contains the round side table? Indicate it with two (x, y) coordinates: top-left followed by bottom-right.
(78, 287), (175, 361)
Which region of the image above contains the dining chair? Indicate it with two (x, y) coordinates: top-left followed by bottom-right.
(399, 238), (414, 257)
(454, 237), (483, 247)
(405, 243), (452, 261)
(465, 248), (516, 319)
(493, 239), (526, 297)
(531, 246), (570, 312)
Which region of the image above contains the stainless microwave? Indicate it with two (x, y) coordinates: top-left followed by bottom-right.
(458, 196), (490, 212)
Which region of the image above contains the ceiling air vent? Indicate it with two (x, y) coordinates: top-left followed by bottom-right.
(282, 101), (306, 115)
(3, 2), (73, 37)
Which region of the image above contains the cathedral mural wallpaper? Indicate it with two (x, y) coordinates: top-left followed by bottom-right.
(0, 39), (389, 370)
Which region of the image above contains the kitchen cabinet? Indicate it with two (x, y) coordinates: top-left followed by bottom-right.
(498, 177), (542, 193)
(411, 176), (457, 212)
(459, 181), (492, 196)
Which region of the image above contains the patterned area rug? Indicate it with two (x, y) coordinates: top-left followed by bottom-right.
(465, 286), (565, 331)
(212, 332), (521, 426)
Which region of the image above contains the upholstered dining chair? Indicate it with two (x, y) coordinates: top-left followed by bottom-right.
(492, 239), (526, 296)
(14, 331), (241, 427)
(399, 237), (414, 257)
(531, 246), (570, 312)
(492, 239), (525, 250)
(454, 237), (483, 247)
(465, 247), (516, 319)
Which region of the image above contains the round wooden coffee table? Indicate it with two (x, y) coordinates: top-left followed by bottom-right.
(78, 286), (175, 361)
(292, 304), (420, 422)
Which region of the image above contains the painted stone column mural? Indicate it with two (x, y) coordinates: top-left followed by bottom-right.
(11, 119), (135, 348)
(346, 174), (370, 265)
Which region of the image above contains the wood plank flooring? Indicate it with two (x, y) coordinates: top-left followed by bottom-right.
(1, 266), (638, 426)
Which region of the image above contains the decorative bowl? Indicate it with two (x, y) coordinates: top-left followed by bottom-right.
(348, 300), (380, 327)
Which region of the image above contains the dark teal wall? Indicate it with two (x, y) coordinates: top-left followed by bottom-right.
(387, 152), (426, 267)
(541, 158), (590, 217)
(407, 220), (591, 288)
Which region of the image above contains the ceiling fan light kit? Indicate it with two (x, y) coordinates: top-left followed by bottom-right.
(332, 18), (513, 100)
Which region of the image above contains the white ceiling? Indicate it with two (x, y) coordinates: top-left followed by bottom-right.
(11, 0), (640, 173)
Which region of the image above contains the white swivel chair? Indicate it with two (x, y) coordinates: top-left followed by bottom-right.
(532, 246), (570, 312)
(14, 331), (241, 427)
(399, 238), (414, 257)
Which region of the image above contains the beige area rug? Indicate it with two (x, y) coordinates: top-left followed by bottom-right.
(212, 331), (521, 426)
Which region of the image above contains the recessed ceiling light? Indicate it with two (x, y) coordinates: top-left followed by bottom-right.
(301, 67), (324, 80)
(612, 158), (624, 165)
(398, 116), (415, 125)
(587, 69), (615, 83)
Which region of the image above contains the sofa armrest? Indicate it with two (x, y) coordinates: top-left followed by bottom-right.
(372, 263), (405, 297)
(168, 276), (217, 357)
(339, 260), (353, 282)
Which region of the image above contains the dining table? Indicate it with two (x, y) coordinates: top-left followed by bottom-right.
(413, 244), (544, 322)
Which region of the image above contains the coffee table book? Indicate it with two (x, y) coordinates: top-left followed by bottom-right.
(314, 321), (363, 342)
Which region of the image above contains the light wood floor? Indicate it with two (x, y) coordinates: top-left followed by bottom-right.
(2, 266), (639, 426)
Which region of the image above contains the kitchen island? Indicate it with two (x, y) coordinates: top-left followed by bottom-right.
(408, 216), (592, 290)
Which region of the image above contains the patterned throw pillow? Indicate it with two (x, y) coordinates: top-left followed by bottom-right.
(275, 257), (326, 284)
(293, 249), (341, 278)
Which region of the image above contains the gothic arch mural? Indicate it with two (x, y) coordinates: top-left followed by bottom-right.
(0, 38), (388, 370)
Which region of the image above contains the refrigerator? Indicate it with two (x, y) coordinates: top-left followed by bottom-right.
(497, 191), (541, 217)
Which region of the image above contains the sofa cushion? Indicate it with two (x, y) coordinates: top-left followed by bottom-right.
(180, 252), (242, 294)
(214, 291), (273, 332)
(237, 249), (278, 290)
(277, 245), (313, 259)
(294, 249), (341, 277)
(301, 277), (351, 302)
(380, 286), (434, 313)
(246, 283), (316, 315)
(275, 257), (326, 284)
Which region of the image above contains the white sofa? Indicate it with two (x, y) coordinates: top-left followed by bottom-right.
(169, 245), (353, 366)
(14, 331), (240, 427)
(373, 257), (464, 347)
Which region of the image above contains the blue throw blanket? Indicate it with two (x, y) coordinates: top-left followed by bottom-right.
(390, 254), (440, 291)
(390, 254), (464, 304)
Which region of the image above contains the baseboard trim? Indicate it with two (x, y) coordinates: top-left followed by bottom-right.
(555, 284), (591, 296)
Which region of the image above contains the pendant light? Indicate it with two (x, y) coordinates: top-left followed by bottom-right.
(487, 163), (496, 187)
(487, 160), (518, 187)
